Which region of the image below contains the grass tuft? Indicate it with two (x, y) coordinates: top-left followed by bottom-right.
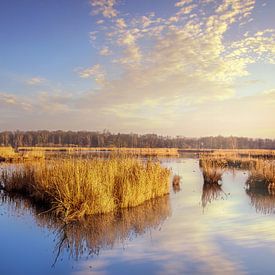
(0, 157), (170, 222)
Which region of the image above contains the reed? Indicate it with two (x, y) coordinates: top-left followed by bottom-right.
(200, 151), (275, 189)
(18, 146), (179, 156)
(0, 146), (45, 162)
(203, 149), (275, 160)
(199, 157), (223, 184)
(0, 157), (170, 222)
(247, 159), (275, 190)
(0, 146), (18, 161)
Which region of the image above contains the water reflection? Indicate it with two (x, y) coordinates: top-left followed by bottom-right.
(0, 193), (171, 264)
(2, 158), (275, 274)
(246, 178), (275, 214)
(172, 175), (181, 193)
(201, 182), (224, 209)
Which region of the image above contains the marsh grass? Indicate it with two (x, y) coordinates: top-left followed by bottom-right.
(247, 160), (275, 190)
(199, 157), (223, 184)
(200, 151), (275, 190)
(0, 147), (18, 161)
(18, 147), (179, 156)
(0, 146), (45, 162)
(0, 157), (170, 222)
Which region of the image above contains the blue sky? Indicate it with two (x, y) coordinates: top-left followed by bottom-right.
(0, 0), (274, 137)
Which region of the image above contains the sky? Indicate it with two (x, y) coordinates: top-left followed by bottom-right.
(0, 0), (274, 138)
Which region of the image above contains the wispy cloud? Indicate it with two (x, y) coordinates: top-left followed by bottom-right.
(25, 77), (46, 86)
(90, 0), (118, 18)
(1, 0), (275, 136)
(76, 64), (106, 85)
(0, 92), (32, 111)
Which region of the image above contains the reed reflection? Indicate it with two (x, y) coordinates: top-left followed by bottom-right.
(246, 177), (275, 214)
(201, 182), (224, 209)
(0, 193), (171, 264)
(172, 175), (181, 193)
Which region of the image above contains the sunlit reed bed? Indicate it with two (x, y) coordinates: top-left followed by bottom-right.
(0, 157), (170, 222)
(200, 152), (275, 189)
(0, 146), (45, 162)
(199, 158), (223, 184)
(208, 149), (275, 159)
(18, 146), (179, 156)
(247, 160), (275, 190)
(0, 147), (18, 161)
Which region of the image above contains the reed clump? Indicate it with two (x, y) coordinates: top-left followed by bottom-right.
(199, 157), (223, 184)
(200, 151), (275, 190)
(0, 146), (18, 161)
(247, 159), (275, 190)
(0, 157), (170, 222)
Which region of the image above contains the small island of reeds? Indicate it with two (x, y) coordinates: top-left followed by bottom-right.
(0, 157), (170, 222)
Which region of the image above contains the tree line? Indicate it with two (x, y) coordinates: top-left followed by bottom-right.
(0, 130), (275, 149)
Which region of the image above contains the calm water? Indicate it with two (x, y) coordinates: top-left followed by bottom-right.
(1, 157), (275, 275)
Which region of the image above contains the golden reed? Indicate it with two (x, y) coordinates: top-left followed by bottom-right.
(0, 157), (170, 222)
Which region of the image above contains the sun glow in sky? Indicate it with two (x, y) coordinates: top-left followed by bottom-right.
(0, 0), (274, 137)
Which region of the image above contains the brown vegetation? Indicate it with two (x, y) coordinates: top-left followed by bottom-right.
(247, 160), (275, 190)
(18, 146), (179, 156)
(0, 157), (170, 222)
(0, 146), (44, 162)
(200, 150), (275, 190)
(199, 157), (223, 184)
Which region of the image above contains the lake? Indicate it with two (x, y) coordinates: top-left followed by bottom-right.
(0, 156), (275, 275)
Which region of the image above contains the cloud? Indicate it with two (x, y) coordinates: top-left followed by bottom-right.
(2, 0), (275, 136)
(0, 92), (32, 111)
(90, 0), (118, 18)
(116, 18), (126, 29)
(99, 46), (112, 56)
(77, 64), (106, 85)
(175, 0), (193, 8)
(25, 77), (46, 86)
(83, 0), (274, 109)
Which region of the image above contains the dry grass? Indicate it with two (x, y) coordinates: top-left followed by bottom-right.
(0, 146), (45, 162)
(199, 157), (223, 184)
(0, 147), (18, 161)
(200, 150), (275, 190)
(0, 157), (170, 222)
(247, 159), (275, 190)
(200, 152), (254, 169)
(205, 149), (275, 159)
(18, 146), (179, 156)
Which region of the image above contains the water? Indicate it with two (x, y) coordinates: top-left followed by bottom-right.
(1, 157), (275, 275)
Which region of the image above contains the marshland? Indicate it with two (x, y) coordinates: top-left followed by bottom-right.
(1, 148), (275, 274)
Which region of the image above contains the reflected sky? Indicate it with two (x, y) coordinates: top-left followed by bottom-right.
(1, 158), (275, 275)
